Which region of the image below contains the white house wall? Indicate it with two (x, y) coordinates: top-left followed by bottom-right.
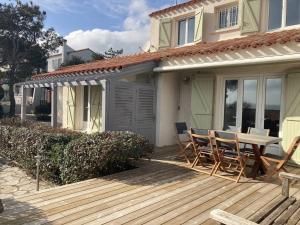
(155, 72), (179, 146)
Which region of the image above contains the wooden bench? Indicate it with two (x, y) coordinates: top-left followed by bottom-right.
(210, 172), (300, 225)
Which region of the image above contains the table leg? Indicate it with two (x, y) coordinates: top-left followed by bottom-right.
(251, 144), (266, 179)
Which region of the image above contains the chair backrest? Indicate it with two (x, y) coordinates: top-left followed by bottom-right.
(248, 127), (270, 136)
(226, 126), (241, 133)
(282, 136), (300, 164)
(214, 131), (240, 154)
(175, 122), (188, 135)
(190, 128), (211, 146)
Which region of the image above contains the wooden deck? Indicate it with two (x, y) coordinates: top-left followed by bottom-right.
(1, 147), (300, 225)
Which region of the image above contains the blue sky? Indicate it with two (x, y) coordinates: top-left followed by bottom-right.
(0, 0), (187, 54)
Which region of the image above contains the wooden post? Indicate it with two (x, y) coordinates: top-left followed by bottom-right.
(51, 83), (58, 127)
(21, 85), (26, 123)
(100, 80), (107, 132)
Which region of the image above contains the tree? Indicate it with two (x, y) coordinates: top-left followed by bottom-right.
(91, 52), (105, 61)
(104, 48), (123, 59)
(0, 1), (63, 115)
(60, 56), (85, 67)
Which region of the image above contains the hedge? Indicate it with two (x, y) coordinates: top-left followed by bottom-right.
(0, 118), (153, 184)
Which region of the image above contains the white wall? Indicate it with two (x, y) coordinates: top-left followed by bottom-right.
(155, 72), (179, 146)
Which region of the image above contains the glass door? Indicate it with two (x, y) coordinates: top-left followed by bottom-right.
(222, 77), (282, 136)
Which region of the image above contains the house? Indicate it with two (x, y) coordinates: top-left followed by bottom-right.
(15, 40), (96, 118)
(19, 0), (300, 165)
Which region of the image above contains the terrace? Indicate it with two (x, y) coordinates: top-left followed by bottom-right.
(1, 146), (300, 225)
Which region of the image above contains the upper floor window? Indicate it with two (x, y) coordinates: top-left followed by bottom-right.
(178, 17), (195, 46)
(268, 0), (300, 30)
(51, 58), (62, 70)
(217, 5), (239, 29)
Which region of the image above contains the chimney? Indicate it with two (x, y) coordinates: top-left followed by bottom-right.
(62, 39), (68, 64)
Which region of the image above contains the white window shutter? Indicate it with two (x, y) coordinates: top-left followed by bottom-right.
(90, 85), (102, 133)
(241, 0), (261, 34)
(194, 6), (204, 43)
(159, 18), (172, 48)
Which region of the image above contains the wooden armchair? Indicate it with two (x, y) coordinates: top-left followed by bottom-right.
(175, 122), (193, 164)
(210, 172), (300, 225)
(261, 136), (300, 179)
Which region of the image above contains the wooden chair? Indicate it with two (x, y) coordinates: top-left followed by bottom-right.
(210, 172), (300, 225)
(190, 128), (217, 175)
(226, 126), (241, 133)
(242, 127), (270, 156)
(213, 131), (249, 183)
(175, 122), (193, 164)
(261, 136), (300, 180)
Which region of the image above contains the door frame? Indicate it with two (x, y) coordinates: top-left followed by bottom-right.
(217, 73), (286, 137)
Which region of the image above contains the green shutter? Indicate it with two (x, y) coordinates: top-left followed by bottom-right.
(190, 76), (214, 129)
(66, 86), (76, 129)
(90, 85), (102, 133)
(159, 18), (172, 48)
(194, 6), (204, 43)
(282, 73), (300, 165)
(241, 0), (261, 34)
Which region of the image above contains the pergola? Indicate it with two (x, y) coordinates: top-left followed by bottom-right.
(17, 61), (157, 129)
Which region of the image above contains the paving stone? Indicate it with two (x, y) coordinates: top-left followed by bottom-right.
(0, 157), (54, 199)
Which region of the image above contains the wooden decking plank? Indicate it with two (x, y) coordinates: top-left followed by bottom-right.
(112, 178), (232, 225)
(287, 207), (300, 225)
(139, 181), (250, 225)
(68, 174), (218, 225)
(260, 197), (296, 225)
(201, 183), (280, 225)
(273, 200), (300, 225)
(172, 181), (266, 225)
(24, 171), (206, 225)
(2, 169), (195, 225)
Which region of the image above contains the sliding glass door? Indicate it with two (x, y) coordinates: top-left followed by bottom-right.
(223, 77), (283, 136)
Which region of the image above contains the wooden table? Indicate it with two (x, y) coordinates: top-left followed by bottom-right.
(237, 133), (282, 179)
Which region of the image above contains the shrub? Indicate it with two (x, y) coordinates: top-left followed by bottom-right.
(0, 124), (79, 184)
(61, 131), (153, 184)
(0, 118), (153, 184)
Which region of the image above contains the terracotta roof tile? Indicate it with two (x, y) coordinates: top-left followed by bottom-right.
(33, 29), (300, 81)
(149, 0), (199, 17)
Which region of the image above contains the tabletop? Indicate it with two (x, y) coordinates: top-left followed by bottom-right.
(237, 133), (282, 146)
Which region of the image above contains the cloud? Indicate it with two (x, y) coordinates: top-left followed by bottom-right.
(65, 0), (153, 54)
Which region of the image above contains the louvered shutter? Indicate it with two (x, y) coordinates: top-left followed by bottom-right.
(159, 18), (172, 49)
(241, 0), (261, 34)
(66, 86), (76, 129)
(282, 73), (300, 165)
(190, 77), (214, 129)
(136, 86), (155, 144)
(110, 82), (135, 131)
(194, 6), (204, 43)
(90, 85), (102, 133)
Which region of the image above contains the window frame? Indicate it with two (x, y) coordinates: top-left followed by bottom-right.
(268, 0), (300, 31)
(176, 16), (195, 46)
(215, 3), (239, 31)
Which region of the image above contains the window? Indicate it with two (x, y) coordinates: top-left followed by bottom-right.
(178, 17), (195, 46)
(268, 0), (300, 30)
(222, 77), (283, 137)
(217, 5), (239, 29)
(51, 58), (62, 70)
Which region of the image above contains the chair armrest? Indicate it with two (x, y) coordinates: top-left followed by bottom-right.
(279, 172), (300, 197)
(210, 209), (258, 225)
(279, 172), (300, 181)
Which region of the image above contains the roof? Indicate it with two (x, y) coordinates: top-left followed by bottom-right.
(33, 51), (162, 80)
(149, 0), (199, 17)
(33, 28), (300, 81)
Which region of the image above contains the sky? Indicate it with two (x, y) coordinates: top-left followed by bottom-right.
(0, 0), (187, 54)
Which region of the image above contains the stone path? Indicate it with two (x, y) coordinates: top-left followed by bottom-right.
(0, 157), (54, 199)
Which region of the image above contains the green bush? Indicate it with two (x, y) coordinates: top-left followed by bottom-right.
(0, 118), (153, 184)
(61, 131), (153, 184)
